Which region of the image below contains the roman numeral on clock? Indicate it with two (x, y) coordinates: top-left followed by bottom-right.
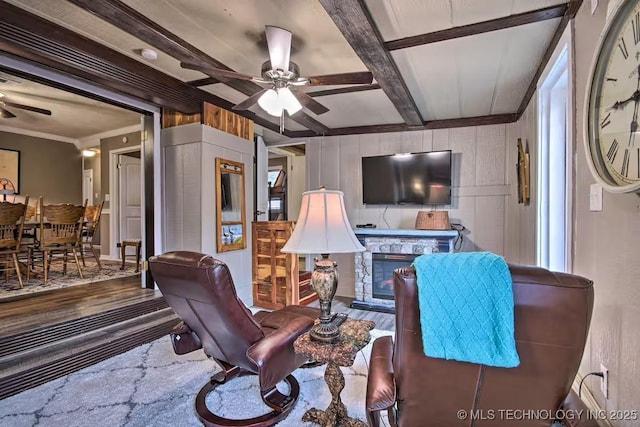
(619, 37), (629, 59)
(634, 12), (640, 44)
(622, 149), (630, 177)
(601, 112), (611, 128)
(607, 139), (619, 162)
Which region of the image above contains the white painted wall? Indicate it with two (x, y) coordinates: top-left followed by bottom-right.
(161, 123), (254, 304)
(305, 125), (513, 297)
(573, 2), (640, 420)
(288, 155), (306, 220)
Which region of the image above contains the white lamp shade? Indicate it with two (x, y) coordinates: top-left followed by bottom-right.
(279, 87), (302, 115)
(258, 89), (283, 117)
(281, 188), (364, 254)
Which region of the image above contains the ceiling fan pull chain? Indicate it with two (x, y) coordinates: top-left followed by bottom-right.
(280, 112), (285, 134)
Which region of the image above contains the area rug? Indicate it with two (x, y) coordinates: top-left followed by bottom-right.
(0, 260), (140, 300)
(0, 329), (394, 427)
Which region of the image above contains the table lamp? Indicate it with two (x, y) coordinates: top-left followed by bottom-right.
(282, 188), (364, 343)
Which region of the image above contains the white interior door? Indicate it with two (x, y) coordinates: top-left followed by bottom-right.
(119, 153), (141, 255)
(82, 169), (93, 205)
(256, 135), (268, 221)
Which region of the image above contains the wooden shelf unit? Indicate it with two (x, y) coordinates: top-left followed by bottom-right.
(251, 221), (317, 309)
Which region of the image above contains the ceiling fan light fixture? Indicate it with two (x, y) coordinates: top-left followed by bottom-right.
(279, 87), (302, 115)
(258, 88), (283, 117)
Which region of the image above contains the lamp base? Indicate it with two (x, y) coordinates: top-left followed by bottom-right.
(309, 313), (347, 343)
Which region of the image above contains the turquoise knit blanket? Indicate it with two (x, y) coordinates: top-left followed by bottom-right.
(412, 252), (520, 368)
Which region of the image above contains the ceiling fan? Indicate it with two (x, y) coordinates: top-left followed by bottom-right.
(0, 91), (52, 119)
(181, 26), (373, 125)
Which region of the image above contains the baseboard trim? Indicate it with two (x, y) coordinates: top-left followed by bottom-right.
(572, 373), (612, 427)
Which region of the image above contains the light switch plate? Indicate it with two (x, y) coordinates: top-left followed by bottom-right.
(590, 183), (603, 211)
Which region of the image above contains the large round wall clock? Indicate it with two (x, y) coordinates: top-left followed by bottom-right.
(585, 0), (640, 193)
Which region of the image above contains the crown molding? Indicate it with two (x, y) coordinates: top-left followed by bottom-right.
(0, 124), (79, 145)
(77, 124), (141, 149)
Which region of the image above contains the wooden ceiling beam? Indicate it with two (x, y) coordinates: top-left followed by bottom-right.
(385, 4), (568, 51)
(187, 77), (219, 87)
(319, 0), (423, 126)
(67, 0), (328, 135)
(307, 83), (381, 97)
(517, 1), (583, 116)
(286, 113), (518, 138)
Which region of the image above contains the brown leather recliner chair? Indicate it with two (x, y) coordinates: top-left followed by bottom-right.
(149, 251), (319, 427)
(366, 264), (598, 427)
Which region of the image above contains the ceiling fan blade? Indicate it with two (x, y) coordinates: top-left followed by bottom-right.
(0, 106), (16, 118)
(265, 26), (292, 71)
(306, 71), (374, 86)
(3, 101), (52, 115)
(290, 88), (329, 115)
(180, 63), (255, 81)
(232, 88), (268, 111)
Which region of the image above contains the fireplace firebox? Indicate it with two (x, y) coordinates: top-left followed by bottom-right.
(372, 253), (419, 300)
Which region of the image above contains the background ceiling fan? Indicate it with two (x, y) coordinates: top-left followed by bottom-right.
(181, 25), (373, 118)
(0, 91), (52, 119)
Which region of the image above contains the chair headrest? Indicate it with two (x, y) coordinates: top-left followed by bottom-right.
(149, 251), (220, 269)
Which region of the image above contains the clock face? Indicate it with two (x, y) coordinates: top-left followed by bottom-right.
(587, 0), (640, 191)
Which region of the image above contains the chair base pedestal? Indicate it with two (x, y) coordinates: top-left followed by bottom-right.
(302, 361), (366, 427)
(195, 370), (300, 427)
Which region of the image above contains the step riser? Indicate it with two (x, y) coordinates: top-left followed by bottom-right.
(0, 316), (177, 400)
(0, 298), (168, 358)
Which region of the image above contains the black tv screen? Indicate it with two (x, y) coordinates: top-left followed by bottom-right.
(362, 150), (452, 205)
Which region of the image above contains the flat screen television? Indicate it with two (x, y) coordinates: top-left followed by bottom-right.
(362, 150), (452, 205)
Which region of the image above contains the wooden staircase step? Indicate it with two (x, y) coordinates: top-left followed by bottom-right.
(0, 297), (168, 358)
(0, 308), (178, 400)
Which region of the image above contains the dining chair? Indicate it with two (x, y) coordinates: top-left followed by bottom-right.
(79, 200), (104, 270)
(0, 197), (29, 288)
(28, 197), (86, 284)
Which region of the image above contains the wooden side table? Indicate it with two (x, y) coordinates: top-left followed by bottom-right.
(294, 317), (375, 427)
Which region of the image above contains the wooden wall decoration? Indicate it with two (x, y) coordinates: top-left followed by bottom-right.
(161, 103), (254, 141)
(516, 138), (530, 205)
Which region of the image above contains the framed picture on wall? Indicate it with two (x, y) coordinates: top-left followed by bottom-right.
(0, 148), (20, 194)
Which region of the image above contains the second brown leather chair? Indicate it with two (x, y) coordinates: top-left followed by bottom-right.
(149, 251), (319, 427)
(366, 264), (597, 427)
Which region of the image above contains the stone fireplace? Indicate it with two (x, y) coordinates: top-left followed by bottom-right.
(352, 229), (457, 313)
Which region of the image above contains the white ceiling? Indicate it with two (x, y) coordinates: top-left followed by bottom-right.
(0, 72), (140, 140)
(2, 0), (568, 136)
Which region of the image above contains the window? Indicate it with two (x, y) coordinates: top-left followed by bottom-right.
(267, 169), (281, 187)
(536, 27), (573, 272)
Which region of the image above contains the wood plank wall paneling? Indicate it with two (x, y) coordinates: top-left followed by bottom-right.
(202, 102), (254, 141)
(161, 103), (254, 141)
(161, 107), (200, 129)
(307, 124), (513, 299)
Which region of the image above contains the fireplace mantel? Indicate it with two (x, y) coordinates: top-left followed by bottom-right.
(352, 228), (458, 312)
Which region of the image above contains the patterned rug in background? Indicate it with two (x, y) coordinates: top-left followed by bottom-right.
(0, 259), (140, 300)
(0, 330), (394, 427)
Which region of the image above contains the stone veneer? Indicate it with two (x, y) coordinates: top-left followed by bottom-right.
(354, 236), (443, 310)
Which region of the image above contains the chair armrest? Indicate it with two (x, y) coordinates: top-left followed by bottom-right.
(560, 390), (603, 427)
(247, 316), (314, 391)
(367, 335), (397, 412)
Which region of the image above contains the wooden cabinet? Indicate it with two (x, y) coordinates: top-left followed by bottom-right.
(252, 221), (316, 309)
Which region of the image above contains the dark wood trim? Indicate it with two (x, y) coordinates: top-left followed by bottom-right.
(286, 114), (518, 137)
(187, 77), (219, 87)
(517, 1), (583, 117)
(67, 0), (328, 134)
(142, 114), (155, 289)
(319, 0), (423, 126)
(385, 4), (568, 51)
(307, 83), (381, 97)
(0, 2), (202, 113)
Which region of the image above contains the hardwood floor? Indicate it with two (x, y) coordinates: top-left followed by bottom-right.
(0, 275), (156, 337)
